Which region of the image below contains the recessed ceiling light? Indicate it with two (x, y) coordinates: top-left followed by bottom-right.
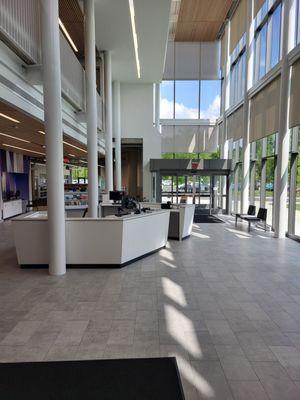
(2, 143), (45, 155)
(38, 130), (45, 135)
(129, 0), (141, 79)
(0, 113), (20, 124)
(0, 132), (30, 143)
(63, 140), (87, 153)
(59, 18), (78, 53)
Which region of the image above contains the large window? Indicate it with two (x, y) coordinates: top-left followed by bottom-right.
(270, 4), (282, 68)
(253, 2), (282, 84)
(288, 128), (300, 239)
(175, 80), (199, 119)
(249, 134), (277, 228)
(258, 24), (267, 79)
(200, 80), (221, 119)
(160, 79), (221, 120)
(160, 81), (174, 119)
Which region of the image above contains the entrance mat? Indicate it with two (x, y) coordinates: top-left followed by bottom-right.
(194, 214), (225, 223)
(0, 357), (185, 400)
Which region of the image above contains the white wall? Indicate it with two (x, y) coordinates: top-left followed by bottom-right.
(120, 83), (161, 200)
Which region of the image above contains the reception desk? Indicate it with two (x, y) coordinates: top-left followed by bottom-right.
(100, 203), (195, 241)
(12, 210), (170, 267)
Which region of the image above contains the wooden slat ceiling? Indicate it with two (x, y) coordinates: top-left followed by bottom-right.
(0, 102), (88, 161)
(175, 0), (233, 41)
(59, 0), (85, 59)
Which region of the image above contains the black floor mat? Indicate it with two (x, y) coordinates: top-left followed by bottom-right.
(194, 214), (225, 223)
(0, 357), (185, 400)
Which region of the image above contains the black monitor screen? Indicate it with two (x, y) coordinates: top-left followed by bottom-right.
(109, 191), (123, 201)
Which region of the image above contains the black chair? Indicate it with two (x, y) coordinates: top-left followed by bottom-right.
(242, 207), (268, 232)
(235, 205), (256, 227)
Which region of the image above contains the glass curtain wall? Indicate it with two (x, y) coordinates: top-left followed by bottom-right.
(249, 134), (277, 228)
(288, 128), (300, 238)
(253, 2), (282, 84)
(160, 80), (221, 120)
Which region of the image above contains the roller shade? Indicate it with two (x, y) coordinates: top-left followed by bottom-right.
(175, 43), (200, 80)
(227, 106), (244, 141)
(163, 41), (219, 80)
(221, 33), (227, 68)
(218, 122), (224, 145)
(161, 125), (218, 153)
(161, 125), (174, 153)
(249, 76), (280, 142)
(254, 0), (265, 17)
(230, 0), (247, 53)
(289, 58), (300, 129)
(164, 41), (175, 80)
(174, 125), (198, 152)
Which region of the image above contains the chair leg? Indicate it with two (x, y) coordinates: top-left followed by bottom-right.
(235, 215), (237, 227)
(248, 221), (251, 232)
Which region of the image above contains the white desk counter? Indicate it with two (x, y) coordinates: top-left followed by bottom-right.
(100, 202), (195, 240)
(12, 210), (170, 267)
(2, 199), (23, 219)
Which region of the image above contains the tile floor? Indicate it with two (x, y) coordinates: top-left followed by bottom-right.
(0, 216), (300, 399)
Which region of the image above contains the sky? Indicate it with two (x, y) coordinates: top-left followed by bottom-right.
(160, 80), (221, 120)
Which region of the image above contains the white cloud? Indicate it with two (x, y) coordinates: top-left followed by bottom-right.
(160, 98), (198, 119)
(200, 95), (221, 120)
(160, 95), (220, 120)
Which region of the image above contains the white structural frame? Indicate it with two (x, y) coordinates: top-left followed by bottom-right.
(40, 0), (66, 275)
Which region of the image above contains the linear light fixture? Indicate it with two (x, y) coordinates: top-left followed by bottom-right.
(0, 113), (20, 124)
(59, 18), (78, 53)
(68, 153), (76, 157)
(0, 132), (30, 143)
(2, 143), (45, 155)
(63, 140), (87, 153)
(80, 159), (88, 164)
(38, 130), (45, 135)
(128, 0), (141, 79)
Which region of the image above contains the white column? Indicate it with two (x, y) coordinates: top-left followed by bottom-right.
(113, 81), (122, 191)
(240, 0), (252, 213)
(274, 0), (291, 238)
(84, 0), (98, 217)
(104, 51), (113, 192)
(155, 83), (160, 130)
(40, 0), (66, 275)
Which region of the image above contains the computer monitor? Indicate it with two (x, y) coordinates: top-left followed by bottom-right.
(109, 191), (123, 202)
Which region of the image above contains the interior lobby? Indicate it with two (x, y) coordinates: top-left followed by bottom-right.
(0, 0), (300, 399)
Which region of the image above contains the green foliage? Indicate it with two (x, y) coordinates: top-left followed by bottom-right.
(162, 150), (220, 160)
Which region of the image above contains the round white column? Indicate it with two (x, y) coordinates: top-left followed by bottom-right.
(84, 0), (99, 218)
(40, 0), (66, 275)
(113, 81), (122, 191)
(240, 0), (252, 214)
(104, 51), (113, 192)
(274, 0), (291, 238)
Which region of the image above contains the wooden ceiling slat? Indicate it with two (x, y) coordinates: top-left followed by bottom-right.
(59, 0), (84, 58)
(0, 102), (87, 159)
(175, 0), (233, 41)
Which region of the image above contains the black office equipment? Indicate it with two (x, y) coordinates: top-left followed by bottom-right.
(109, 191), (124, 202)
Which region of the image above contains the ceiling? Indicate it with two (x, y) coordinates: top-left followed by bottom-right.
(0, 102), (90, 163)
(59, 0), (85, 59)
(175, 0), (233, 41)
(94, 0), (172, 83)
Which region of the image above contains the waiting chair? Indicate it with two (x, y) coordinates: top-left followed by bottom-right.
(235, 205), (256, 227)
(237, 207), (267, 232)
